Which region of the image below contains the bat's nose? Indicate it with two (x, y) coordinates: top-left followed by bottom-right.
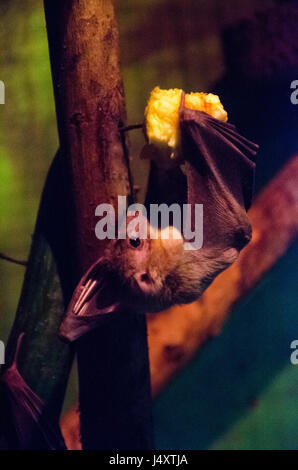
(135, 272), (156, 294)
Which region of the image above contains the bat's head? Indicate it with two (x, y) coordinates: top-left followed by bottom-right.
(110, 213), (243, 313)
(68, 209), (248, 321)
(111, 218), (186, 313)
(61, 213), (247, 342)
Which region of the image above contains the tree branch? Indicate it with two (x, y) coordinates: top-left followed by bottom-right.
(0, 252), (27, 266)
(44, 0), (153, 449)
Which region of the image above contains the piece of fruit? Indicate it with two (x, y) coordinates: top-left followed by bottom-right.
(143, 86), (227, 164)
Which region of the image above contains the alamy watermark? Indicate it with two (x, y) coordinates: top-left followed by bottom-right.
(0, 80), (5, 104)
(290, 340), (298, 365)
(0, 82), (7, 363)
(95, 196), (203, 250)
(0, 341), (5, 365)
(290, 80), (298, 104)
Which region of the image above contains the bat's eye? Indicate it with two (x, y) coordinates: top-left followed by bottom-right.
(129, 237), (142, 248)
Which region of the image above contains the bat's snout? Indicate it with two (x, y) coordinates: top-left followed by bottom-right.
(135, 271), (158, 295)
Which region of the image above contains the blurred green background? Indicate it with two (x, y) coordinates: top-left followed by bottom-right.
(0, 0), (297, 450)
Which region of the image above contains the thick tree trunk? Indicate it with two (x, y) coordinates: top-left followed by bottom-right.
(44, 0), (153, 449)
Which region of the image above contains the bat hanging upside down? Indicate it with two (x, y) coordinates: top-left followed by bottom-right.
(60, 88), (258, 342)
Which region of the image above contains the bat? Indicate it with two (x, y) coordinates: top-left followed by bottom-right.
(0, 333), (66, 449)
(60, 92), (258, 342)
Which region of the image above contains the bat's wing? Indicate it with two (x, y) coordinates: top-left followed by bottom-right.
(179, 93), (258, 250)
(59, 257), (121, 342)
(0, 334), (66, 450)
(144, 161), (187, 208)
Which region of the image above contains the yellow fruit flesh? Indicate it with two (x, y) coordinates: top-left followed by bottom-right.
(145, 87), (227, 153)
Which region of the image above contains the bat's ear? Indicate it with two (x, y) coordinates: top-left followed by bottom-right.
(59, 258), (121, 342)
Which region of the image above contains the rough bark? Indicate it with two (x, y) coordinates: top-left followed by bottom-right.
(44, 0), (153, 449)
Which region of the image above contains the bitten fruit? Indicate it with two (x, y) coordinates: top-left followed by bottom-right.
(144, 86), (227, 163)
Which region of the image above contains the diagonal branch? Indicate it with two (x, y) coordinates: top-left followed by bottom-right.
(0, 252), (27, 266)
